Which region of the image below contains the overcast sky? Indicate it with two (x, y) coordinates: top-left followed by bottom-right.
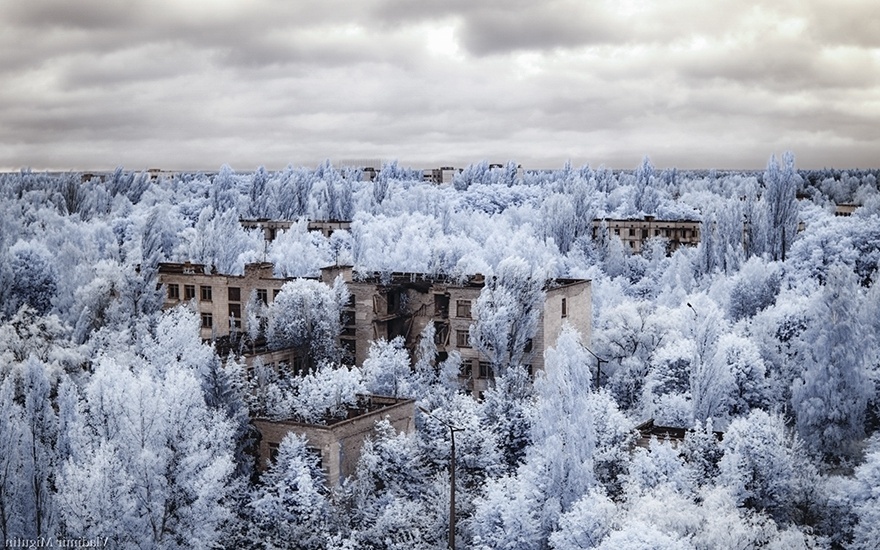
(2, 0), (878, 171)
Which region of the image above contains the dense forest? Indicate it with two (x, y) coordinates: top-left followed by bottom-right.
(2, 154), (880, 548)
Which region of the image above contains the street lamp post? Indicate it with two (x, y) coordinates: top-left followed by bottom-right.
(419, 407), (463, 550)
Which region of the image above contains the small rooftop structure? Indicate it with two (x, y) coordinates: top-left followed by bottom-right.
(252, 395), (415, 487)
(634, 419), (724, 449)
(240, 218), (352, 241)
(834, 204), (858, 217)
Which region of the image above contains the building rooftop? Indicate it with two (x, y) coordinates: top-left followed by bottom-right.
(634, 419), (724, 448)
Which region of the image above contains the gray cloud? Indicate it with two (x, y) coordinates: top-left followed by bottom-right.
(0, 0), (877, 171)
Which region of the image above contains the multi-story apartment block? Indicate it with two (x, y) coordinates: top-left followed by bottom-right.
(159, 261), (289, 341)
(158, 262), (591, 396)
(422, 166), (460, 184)
(593, 216), (702, 254)
(319, 266), (590, 397)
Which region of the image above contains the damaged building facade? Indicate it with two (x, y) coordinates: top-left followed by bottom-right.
(592, 216), (702, 254)
(158, 262), (591, 395)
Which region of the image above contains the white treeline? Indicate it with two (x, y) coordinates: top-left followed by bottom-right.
(0, 157), (879, 547)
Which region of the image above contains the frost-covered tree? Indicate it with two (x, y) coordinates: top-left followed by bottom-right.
(680, 418), (723, 489)
(0, 377), (25, 541)
(287, 363), (365, 423)
(761, 152), (800, 262)
(453, 160), (490, 191)
(409, 321), (440, 398)
(17, 359), (58, 540)
(480, 365), (533, 472)
(339, 419), (439, 548)
(697, 200), (744, 275)
(792, 265), (872, 462)
(712, 334), (770, 417)
(211, 164), (239, 213)
(548, 488), (616, 550)
(0, 359), (59, 541)
(471, 474), (543, 550)
(851, 435), (880, 549)
(644, 339), (693, 412)
(688, 298), (729, 424)
(470, 257), (544, 374)
(631, 155), (659, 215)
(248, 434), (331, 549)
(477, 326), (598, 545)
(182, 207), (261, 275)
(59, 356), (237, 548)
(719, 410), (811, 524)
(598, 301), (668, 411)
(4, 241), (58, 318)
(247, 165), (269, 218)
(362, 336), (414, 399)
(267, 278), (344, 367)
(728, 257), (781, 321)
(200, 354), (256, 480)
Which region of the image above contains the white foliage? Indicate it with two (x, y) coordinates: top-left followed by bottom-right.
(470, 256), (545, 373)
(289, 364), (366, 424)
(548, 488), (616, 550)
(268, 278), (343, 363)
(362, 337), (414, 399)
(61, 355), (237, 548)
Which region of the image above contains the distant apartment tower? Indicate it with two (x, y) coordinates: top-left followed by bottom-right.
(422, 167), (460, 184)
(593, 216), (702, 254)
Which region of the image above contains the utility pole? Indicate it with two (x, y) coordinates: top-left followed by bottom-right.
(583, 345), (608, 390)
(419, 407), (463, 550)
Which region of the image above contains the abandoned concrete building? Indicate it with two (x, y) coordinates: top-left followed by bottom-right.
(159, 261), (287, 341)
(320, 265), (591, 397)
(634, 419), (724, 450)
(253, 395), (415, 487)
(158, 262), (591, 396)
(421, 166), (460, 184)
(240, 218), (352, 241)
(593, 217), (702, 254)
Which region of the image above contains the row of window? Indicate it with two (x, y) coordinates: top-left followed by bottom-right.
(454, 298), (567, 323)
(167, 284), (211, 301)
(603, 227), (696, 239)
(459, 360), (534, 379)
(168, 284), (279, 305)
(187, 286), (568, 335)
(454, 330), (535, 352)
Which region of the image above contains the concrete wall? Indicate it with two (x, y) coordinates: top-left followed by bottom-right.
(593, 218), (701, 254)
(159, 262), (288, 340)
(543, 280), (592, 350)
(253, 397), (415, 487)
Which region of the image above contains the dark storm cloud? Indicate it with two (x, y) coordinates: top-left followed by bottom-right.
(0, 0), (877, 170)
